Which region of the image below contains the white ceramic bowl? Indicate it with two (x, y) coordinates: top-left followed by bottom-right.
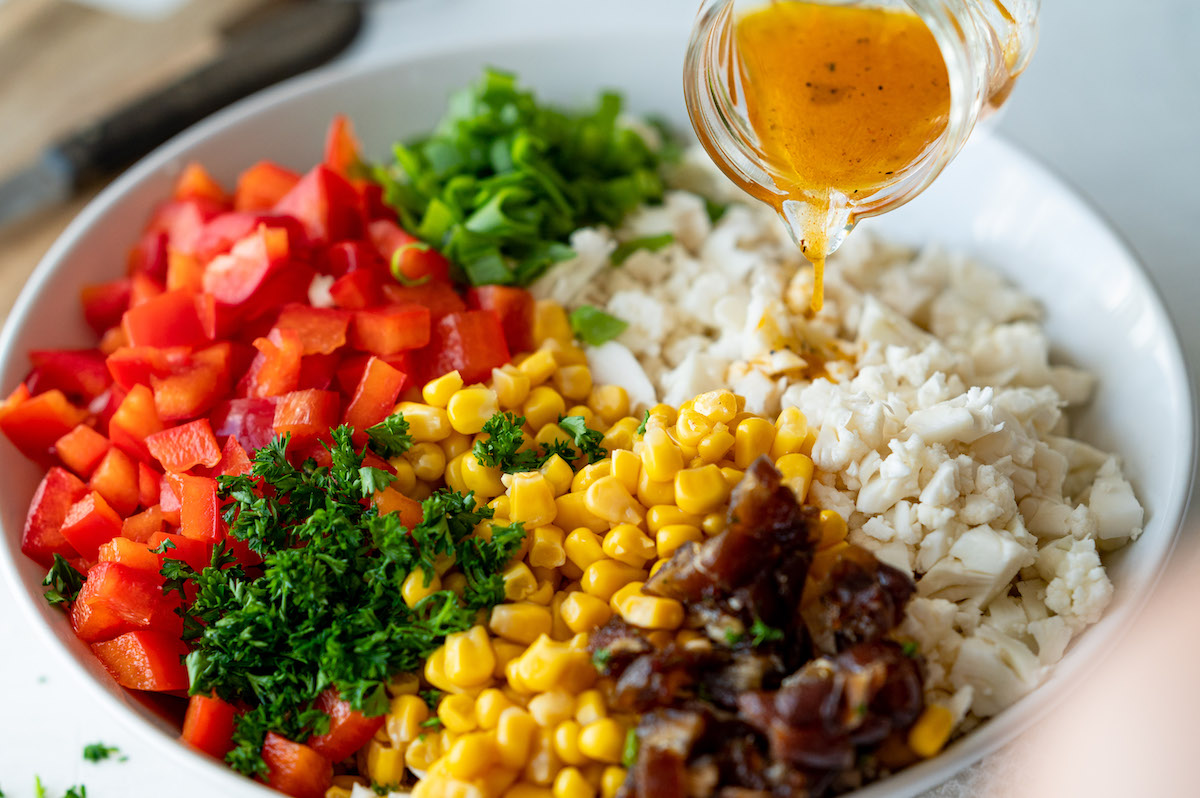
(0, 9), (1193, 798)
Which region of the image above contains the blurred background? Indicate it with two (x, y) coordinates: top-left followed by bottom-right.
(0, 0), (1196, 796)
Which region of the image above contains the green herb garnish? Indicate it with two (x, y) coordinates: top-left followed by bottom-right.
(901, 640), (919, 658)
(591, 648), (612, 672)
(374, 69), (668, 287)
(82, 742), (122, 763)
(611, 232), (674, 265)
(472, 411), (606, 473)
(366, 413), (414, 459)
(636, 410), (650, 436)
(568, 305), (628, 346)
(164, 427), (523, 778)
(557, 415), (607, 464)
(621, 727), (640, 768)
(749, 618), (784, 647)
(42, 554), (85, 607)
(419, 689), (444, 709)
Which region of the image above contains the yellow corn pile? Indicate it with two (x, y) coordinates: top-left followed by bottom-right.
(327, 300), (859, 798)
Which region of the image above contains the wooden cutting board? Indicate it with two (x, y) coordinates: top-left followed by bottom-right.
(0, 0), (263, 321)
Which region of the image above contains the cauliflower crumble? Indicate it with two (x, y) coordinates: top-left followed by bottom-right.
(531, 149), (1145, 728)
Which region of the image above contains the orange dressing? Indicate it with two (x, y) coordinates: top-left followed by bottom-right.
(733, 2), (951, 311)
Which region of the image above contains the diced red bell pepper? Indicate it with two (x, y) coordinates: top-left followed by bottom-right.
(350, 305), (431, 356)
(91, 630), (189, 692)
(146, 198), (225, 256)
(151, 342), (233, 422)
(27, 349), (113, 404)
(178, 475), (226, 544)
(89, 447), (140, 517)
(159, 476), (182, 527)
(240, 328), (303, 398)
(121, 506), (165, 544)
(70, 561), (172, 642)
(297, 353), (339, 391)
(182, 694), (238, 760)
(307, 688), (385, 763)
(108, 384), (164, 463)
(202, 224), (290, 308)
(21, 467), (89, 567)
(373, 487), (424, 530)
(261, 732), (333, 798)
(343, 356), (406, 435)
(81, 278), (132, 336)
(381, 281), (467, 319)
(121, 289), (209, 349)
(146, 419), (222, 473)
(148, 531), (211, 572)
(0, 388), (88, 464)
(320, 240), (382, 277)
(421, 309), (512, 385)
(274, 164), (364, 246)
(129, 272), (165, 308)
(467, 285), (536, 356)
(323, 115), (361, 177)
(166, 251), (205, 293)
(99, 536), (161, 572)
(138, 463), (161, 508)
(54, 424), (111, 479)
(213, 436), (252, 477)
(92, 385), (126, 433)
(106, 346), (182, 391)
(194, 211), (310, 265)
(174, 163), (230, 207)
(60, 491), (124, 561)
(129, 230), (169, 282)
(275, 305), (352, 355)
(355, 179), (393, 223)
(210, 397), (280, 453)
(235, 161), (301, 212)
(369, 219), (452, 285)
(328, 268), (382, 310)
(273, 390), (339, 445)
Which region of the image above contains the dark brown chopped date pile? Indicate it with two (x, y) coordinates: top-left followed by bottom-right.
(589, 457), (923, 797)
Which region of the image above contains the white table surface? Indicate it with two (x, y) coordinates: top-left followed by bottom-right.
(2, 0), (1197, 796)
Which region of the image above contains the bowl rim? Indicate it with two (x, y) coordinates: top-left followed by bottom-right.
(0, 22), (1195, 798)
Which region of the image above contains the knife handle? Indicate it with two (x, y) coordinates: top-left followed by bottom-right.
(55, 1), (364, 184)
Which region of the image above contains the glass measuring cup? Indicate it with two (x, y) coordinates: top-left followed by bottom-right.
(684, 0), (1040, 266)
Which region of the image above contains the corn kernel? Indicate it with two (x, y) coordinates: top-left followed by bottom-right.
(566, 405), (596, 428)
(439, 693), (480, 734)
(402, 568), (441, 608)
(578, 718), (625, 764)
(503, 561), (539, 602)
(504, 785), (554, 798)
(423, 370), (464, 408)
(698, 426), (735, 464)
(601, 524), (656, 567)
(554, 493), (608, 534)
(445, 452), (469, 494)
(444, 624), (494, 686)
(527, 578), (555, 605)
(645, 505), (702, 532)
(674, 465), (731, 515)
(493, 365), (533, 409)
(447, 731), (498, 780)
(479, 768), (521, 798)
(719, 466), (743, 490)
(692, 390), (738, 423)
(528, 525), (567, 568)
(570, 461), (611, 493)
(387, 694), (429, 746)
(517, 348), (558, 386)
(400, 441), (446, 483)
(462, 452), (507, 499)
(581, 560), (646, 601)
(771, 407), (809, 459)
(442, 429), (474, 460)
(534, 300), (573, 346)
(395, 401), (452, 441)
(733, 417), (775, 469)
(425, 645), (456, 694)
(908, 704), (956, 758)
(559, 591), (612, 634)
(553, 365), (593, 401)
(385, 458), (417, 495)
(515, 636), (593, 693)
(564, 528), (606, 571)
(606, 449), (639, 495)
(817, 509), (849, 549)
(585, 476), (645, 526)
(510, 472), (558, 527)
(600, 417), (639, 452)
(540, 455), (575, 497)
(613, 582), (684, 630)
(387, 672), (420, 697)
(541, 338), (589, 367)
(776, 452), (814, 502)
(524, 728), (562, 786)
(701, 512), (724, 536)
(636, 469), (676, 508)
(528, 691), (576, 728)
(535, 421), (580, 461)
(552, 767), (595, 798)
(639, 427), (684, 482)
(648, 559), (667, 578)
(655, 524), (702, 559)
(586, 385), (630, 426)
(405, 729), (443, 771)
(447, 387), (499, 435)
(674, 408), (712, 447)
(600, 766), (626, 798)
(496, 706), (539, 770)
(647, 403), (677, 426)
(489, 494), (512, 518)
(573, 690), (607, 726)
(490, 602), (554, 645)
(366, 740), (406, 784)
(494, 640), (527, 679)
(474, 688), (516, 730)
(553, 720), (587, 765)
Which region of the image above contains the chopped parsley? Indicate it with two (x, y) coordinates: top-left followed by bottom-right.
(419, 689), (444, 709)
(724, 628), (744, 646)
(366, 412), (414, 459)
(621, 727), (640, 768)
(163, 427), (524, 778)
(82, 742), (123, 763)
(373, 68), (668, 287)
(473, 411), (608, 473)
(636, 410), (650, 436)
(749, 618), (785, 647)
(591, 648), (612, 672)
(41, 554), (84, 607)
(420, 717), (444, 729)
(901, 640), (919, 658)
(373, 784), (401, 797)
(568, 305), (628, 346)
(611, 232), (674, 265)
